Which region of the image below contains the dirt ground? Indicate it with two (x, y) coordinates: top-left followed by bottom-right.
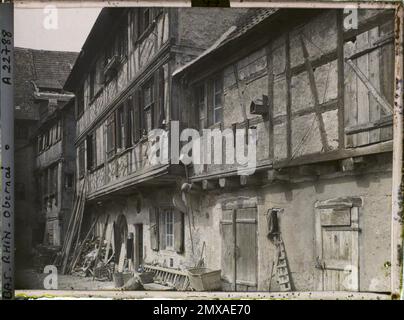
(16, 269), (115, 291)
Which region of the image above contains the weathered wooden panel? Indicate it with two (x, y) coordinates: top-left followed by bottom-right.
(344, 23), (393, 148)
(319, 208), (351, 226)
(221, 206), (257, 291)
(315, 202), (359, 291)
(221, 214), (235, 285)
(289, 11), (337, 69)
(236, 220), (257, 287)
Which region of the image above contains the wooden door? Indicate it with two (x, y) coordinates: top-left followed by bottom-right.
(134, 224), (143, 270)
(315, 198), (360, 291)
(221, 201), (257, 291)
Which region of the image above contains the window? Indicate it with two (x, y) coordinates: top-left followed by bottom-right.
(37, 135), (43, 153)
(162, 209), (174, 250)
(77, 87), (85, 118)
(195, 84), (206, 129)
(194, 74), (223, 128)
(212, 76), (223, 124)
(55, 120), (62, 141)
(94, 57), (104, 94)
(105, 45), (114, 68)
(86, 133), (96, 170)
(156, 67), (165, 128)
(106, 113), (116, 158)
(150, 208), (184, 253)
(116, 105), (126, 150)
(138, 8), (152, 37)
(89, 69), (95, 100)
(65, 173), (74, 189)
(126, 100), (134, 147)
(78, 142), (85, 178)
(117, 23), (128, 58)
(142, 79), (155, 134)
(132, 93), (142, 143)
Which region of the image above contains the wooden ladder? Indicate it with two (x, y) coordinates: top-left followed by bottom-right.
(274, 235), (292, 292)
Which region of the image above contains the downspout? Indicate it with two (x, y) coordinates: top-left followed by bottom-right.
(392, 4), (404, 300)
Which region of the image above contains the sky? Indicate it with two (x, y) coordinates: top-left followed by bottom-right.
(14, 7), (101, 52)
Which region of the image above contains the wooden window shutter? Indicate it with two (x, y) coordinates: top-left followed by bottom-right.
(125, 99), (133, 148)
(159, 212), (166, 250)
(132, 10), (138, 45)
(133, 90), (141, 142)
(149, 207), (159, 251)
(159, 67), (165, 127)
(115, 110), (121, 149)
(139, 88), (145, 136)
(174, 210), (184, 254)
(154, 70), (160, 129)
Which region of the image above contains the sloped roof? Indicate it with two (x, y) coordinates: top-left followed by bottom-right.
(14, 47), (78, 120)
(31, 49), (78, 90)
(221, 8), (277, 47)
(173, 8), (278, 77)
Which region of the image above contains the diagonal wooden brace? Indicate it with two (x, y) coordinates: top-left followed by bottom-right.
(299, 34), (331, 152)
(345, 58), (393, 115)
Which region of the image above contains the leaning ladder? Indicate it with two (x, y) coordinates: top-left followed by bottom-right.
(273, 235), (292, 292)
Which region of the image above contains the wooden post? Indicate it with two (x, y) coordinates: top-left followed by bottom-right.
(391, 3), (404, 299)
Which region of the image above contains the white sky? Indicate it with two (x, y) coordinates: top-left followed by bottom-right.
(14, 7), (101, 52)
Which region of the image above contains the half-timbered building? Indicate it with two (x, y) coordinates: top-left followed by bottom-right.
(174, 8), (396, 292)
(63, 8), (247, 276)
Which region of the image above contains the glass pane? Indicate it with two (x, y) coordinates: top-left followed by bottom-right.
(214, 108), (222, 123)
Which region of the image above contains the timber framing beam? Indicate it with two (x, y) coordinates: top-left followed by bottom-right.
(299, 34), (331, 152)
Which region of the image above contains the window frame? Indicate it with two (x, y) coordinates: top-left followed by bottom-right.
(106, 113), (117, 159)
(162, 209), (175, 250)
(86, 133), (97, 171)
(194, 73), (224, 129)
(78, 142), (86, 179)
(142, 78), (155, 135)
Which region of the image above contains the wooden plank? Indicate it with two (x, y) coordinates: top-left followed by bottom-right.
(337, 11), (345, 149)
(379, 21), (394, 141)
(71, 216), (98, 271)
(92, 214), (110, 278)
(346, 59), (393, 115)
(232, 209), (237, 292)
(356, 31), (370, 146)
(319, 208), (351, 226)
(344, 39), (358, 148)
(103, 223), (114, 264)
(350, 207), (359, 291)
(345, 115), (392, 135)
(314, 209), (324, 291)
(235, 208), (257, 290)
(118, 243), (126, 273)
